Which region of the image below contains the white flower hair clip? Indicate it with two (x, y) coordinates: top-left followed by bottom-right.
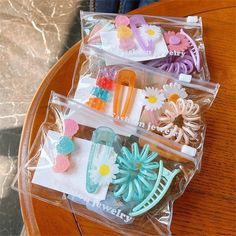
(144, 87), (165, 111)
(90, 154), (119, 187)
(163, 82), (188, 102)
(139, 25), (162, 42)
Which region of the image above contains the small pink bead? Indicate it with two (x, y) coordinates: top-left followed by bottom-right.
(53, 155), (70, 173)
(64, 119), (79, 137)
(115, 15), (130, 28)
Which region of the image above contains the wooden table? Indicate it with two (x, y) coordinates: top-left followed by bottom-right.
(18, 0), (236, 235)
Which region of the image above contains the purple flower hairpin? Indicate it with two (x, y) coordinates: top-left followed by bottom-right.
(130, 15), (155, 53)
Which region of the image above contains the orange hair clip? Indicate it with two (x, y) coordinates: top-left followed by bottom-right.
(113, 69), (137, 119)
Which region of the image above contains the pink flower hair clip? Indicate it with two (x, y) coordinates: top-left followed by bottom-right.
(164, 29), (200, 72)
(164, 31), (190, 52)
(156, 98), (201, 145)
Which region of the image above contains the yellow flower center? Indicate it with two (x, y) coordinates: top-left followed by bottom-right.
(148, 95), (157, 104)
(117, 26), (133, 39)
(99, 164), (110, 176)
(146, 29), (156, 36)
(168, 93), (179, 102)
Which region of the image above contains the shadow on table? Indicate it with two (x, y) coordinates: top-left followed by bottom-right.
(0, 127), (23, 236)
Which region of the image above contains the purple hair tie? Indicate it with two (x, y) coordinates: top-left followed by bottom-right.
(130, 15), (154, 53)
(146, 53), (194, 75)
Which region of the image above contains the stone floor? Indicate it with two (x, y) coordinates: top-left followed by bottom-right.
(0, 0), (89, 235)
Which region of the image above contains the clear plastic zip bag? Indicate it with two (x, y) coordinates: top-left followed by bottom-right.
(13, 92), (202, 235)
(69, 45), (219, 157)
(80, 11), (210, 80)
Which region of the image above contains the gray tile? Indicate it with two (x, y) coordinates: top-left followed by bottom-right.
(0, 0), (89, 235)
(0, 128), (22, 236)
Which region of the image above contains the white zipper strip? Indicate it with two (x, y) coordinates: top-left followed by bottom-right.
(80, 11), (202, 27)
(51, 92), (197, 164)
(83, 45), (219, 94)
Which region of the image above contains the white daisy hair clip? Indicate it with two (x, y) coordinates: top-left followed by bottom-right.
(90, 154), (119, 187)
(163, 82), (188, 102)
(144, 87), (165, 111)
(157, 98), (201, 145)
(139, 25), (162, 42)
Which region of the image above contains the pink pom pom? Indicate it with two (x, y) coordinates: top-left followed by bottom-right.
(53, 155), (70, 173)
(115, 15), (130, 28)
(64, 119), (79, 137)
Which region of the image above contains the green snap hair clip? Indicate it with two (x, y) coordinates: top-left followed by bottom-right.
(129, 162), (180, 217)
(86, 126), (119, 194)
(113, 143), (159, 202)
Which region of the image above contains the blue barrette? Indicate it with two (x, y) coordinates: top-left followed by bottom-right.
(86, 127), (118, 194)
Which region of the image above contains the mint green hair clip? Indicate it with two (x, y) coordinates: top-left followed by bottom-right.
(129, 162), (180, 217)
(113, 143), (159, 202)
(86, 126), (119, 194)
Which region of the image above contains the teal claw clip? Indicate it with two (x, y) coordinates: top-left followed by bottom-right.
(86, 126), (118, 194)
(129, 162), (180, 217)
(113, 143), (159, 202)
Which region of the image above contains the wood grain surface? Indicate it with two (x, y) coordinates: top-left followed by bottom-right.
(18, 0), (236, 235)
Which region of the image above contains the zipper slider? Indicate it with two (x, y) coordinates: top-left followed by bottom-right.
(179, 73), (192, 83)
(181, 145), (197, 157)
(187, 16), (199, 23)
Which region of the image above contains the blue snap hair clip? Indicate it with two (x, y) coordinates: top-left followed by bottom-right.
(56, 136), (75, 155)
(91, 87), (111, 102)
(129, 162), (180, 217)
(86, 126), (119, 194)
(113, 143), (159, 202)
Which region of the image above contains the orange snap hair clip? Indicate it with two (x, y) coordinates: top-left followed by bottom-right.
(113, 69), (137, 119)
(86, 97), (106, 111)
